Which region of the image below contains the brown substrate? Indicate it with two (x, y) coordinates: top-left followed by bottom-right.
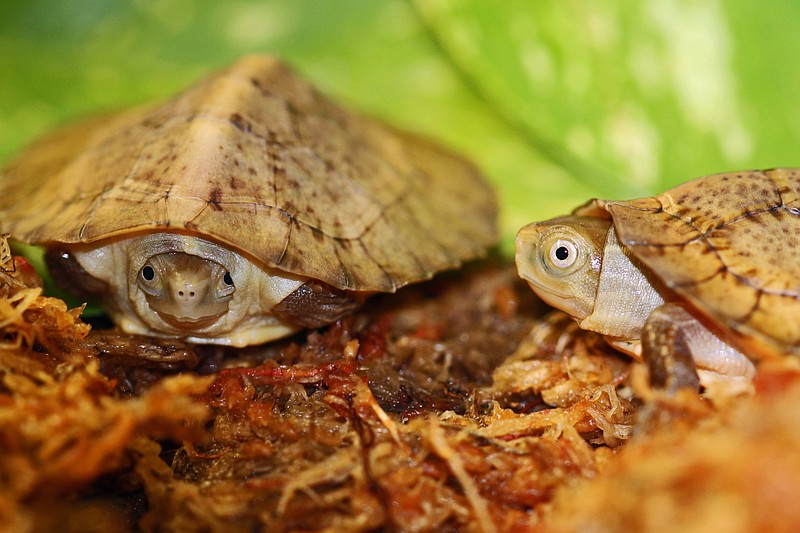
(0, 257), (796, 532)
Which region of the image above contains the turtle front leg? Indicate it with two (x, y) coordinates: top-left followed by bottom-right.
(642, 304), (700, 392)
(642, 303), (756, 392)
(271, 280), (364, 328)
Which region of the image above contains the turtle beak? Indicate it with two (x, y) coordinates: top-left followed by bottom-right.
(514, 224), (547, 288)
(157, 310), (222, 330)
(158, 313), (222, 331)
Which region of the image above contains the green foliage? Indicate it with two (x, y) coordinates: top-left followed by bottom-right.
(2, 0), (799, 253)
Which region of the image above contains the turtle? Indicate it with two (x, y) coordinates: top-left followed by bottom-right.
(515, 168), (800, 390)
(0, 55), (497, 347)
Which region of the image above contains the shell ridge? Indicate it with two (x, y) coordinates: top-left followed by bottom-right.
(268, 140), (281, 207)
(274, 215), (293, 267)
(354, 187), (411, 239)
(709, 205), (782, 232)
(622, 206), (800, 299)
(739, 283), (766, 325)
(181, 199), (213, 232)
(78, 182), (118, 242)
(330, 240), (351, 288)
(771, 174), (787, 208)
(354, 236), (398, 291)
(274, 193), (406, 288)
(607, 199), (661, 213)
(673, 261), (800, 346)
(268, 70), (421, 237)
(395, 198), (463, 270)
(724, 266), (800, 298)
(618, 203), (793, 247)
(280, 144), (411, 238)
(402, 160), (492, 262)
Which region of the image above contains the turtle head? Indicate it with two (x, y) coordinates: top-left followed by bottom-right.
(65, 233), (310, 346)
(136, 252), (235, 331)
(515, 216), (610, 320)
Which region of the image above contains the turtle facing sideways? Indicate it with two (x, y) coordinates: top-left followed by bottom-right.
(515, 169), (800, 389)
(0, 56), (497, 346)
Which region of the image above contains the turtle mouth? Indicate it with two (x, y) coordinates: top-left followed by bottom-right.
(156, 311), (223, 331)
(521, 275), (576, 303)
(517, 268), (584, 316)
(516, 259), (573, 301)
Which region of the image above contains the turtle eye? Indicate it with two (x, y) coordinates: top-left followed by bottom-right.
(215, 270), (235, 299)
(549, 239), (578, 269)
(142, 265), (155, 281)
(138, 262), (163, 296)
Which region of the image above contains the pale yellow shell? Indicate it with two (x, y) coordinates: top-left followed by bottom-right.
(0, 55), (497, 292)
(575, 168), (800, 359)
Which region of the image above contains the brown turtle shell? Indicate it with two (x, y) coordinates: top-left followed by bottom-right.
(574, 168), (800, 359)
(0, 55), (497, 292)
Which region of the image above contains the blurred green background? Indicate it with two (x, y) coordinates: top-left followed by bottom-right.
(2, 0), (799, 254)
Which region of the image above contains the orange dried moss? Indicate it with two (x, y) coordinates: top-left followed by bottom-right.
(544, 364), (800, 532)
(0, 257), (211, 532)
(2, 242), (799, 533)
(129, 266), (634, 531)
(14, 255), (791, 532)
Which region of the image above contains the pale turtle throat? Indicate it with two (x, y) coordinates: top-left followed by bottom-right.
(137, 252), (234, 331)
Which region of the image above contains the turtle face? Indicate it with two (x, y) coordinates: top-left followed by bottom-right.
(136, 252), (235, 331)
(515, 216), (610, 321)
(68, 233), (309, 346)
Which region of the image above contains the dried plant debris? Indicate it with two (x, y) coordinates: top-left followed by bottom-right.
(1, 253), (799, 532)
(0, 255), (210, 532)
(130, 264), (626, 532)
(544, 364), (800, 533)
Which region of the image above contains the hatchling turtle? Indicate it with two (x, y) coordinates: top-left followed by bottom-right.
(515, 168), (800, 389)
(0, 55), (496, 346)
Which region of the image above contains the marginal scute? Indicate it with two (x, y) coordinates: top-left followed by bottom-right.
(598, 169), (800, 358)
(772, 167), (800, 206)
(0, 55), (497, 292)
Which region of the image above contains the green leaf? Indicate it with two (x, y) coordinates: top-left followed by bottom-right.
(413, 0), (800, 198)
